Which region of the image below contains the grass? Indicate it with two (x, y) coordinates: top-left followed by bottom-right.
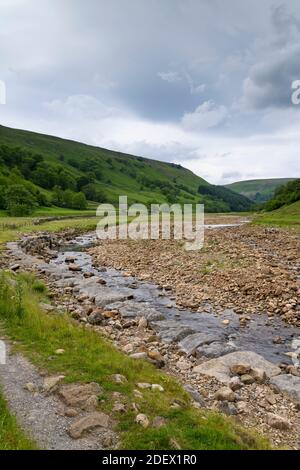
(0, 272), (271, 450)
(0, 215), (99, 249)
(254, 201), (300, 229)
(0, 392), (36, 450)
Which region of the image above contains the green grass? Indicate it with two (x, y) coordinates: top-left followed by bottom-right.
(225, 178), (296, 203)
(0, 215), (99, 249)
(254, 200), (300, 229)
(0, 123), (253, 211)
(0, 272), (270, 450)
(0, 392), (36, 450)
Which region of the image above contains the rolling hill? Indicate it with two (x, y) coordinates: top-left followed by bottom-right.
(225, 178), (296, 203)
(0, 124), (252, 214)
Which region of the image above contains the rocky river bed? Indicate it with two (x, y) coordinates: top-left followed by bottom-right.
(2, 226), (300, 449)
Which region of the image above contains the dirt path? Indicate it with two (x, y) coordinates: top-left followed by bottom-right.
(0, 342), (113, 450)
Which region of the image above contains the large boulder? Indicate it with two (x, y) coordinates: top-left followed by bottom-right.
(270, 374), (300, 402)
(193, 351), (281, 384)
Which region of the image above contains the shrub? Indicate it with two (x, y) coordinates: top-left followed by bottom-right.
(4, 185), (37, 216)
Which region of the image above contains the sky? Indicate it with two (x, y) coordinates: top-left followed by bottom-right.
(1, 0), (300, 184)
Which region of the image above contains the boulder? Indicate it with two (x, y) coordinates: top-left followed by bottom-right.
(135, 414), (149, 428)
(57, 382), (102, 410)
(214, 387), (236, 402)
(68, 412), (111, 439)
(266, 413), (291, 431)
(193, 351), (281, 384)
(270, 374), (300, 402)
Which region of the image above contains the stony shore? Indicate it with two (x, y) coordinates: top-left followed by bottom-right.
(1, 225), (299, 449)
(90, 224), (300, 326)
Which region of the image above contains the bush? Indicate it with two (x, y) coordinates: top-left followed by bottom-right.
(4, 185), (37, 216)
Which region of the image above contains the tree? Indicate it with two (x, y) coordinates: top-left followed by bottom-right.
(51, 185), (64, 207)
(72, 192), (87, 210)
(5, 185), (37, 216)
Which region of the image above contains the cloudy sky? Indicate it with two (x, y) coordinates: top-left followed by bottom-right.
(1, 0), (300, 184)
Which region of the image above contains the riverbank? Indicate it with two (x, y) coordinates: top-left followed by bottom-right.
(1, 230), (300, 449)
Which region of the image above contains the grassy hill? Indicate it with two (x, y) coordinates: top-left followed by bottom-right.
(225, 178), (296, 203)
(255, 200), (300, 228)
(0, 124), (252, 215)
(254, 179), (300, 228)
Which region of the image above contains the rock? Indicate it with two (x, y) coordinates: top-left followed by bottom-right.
(265, 393), (276, 405)
(135, 414), (149, 428)
(179, 332), (224, 356)
(113, 402), (126, 413)
(88, 311), (104, 325)
(270, 374), (300, 402)
(197, 342), (236, 359)
(229, 377), (243, 391)
(151, 384), (164, 392)
(24, 382), (38, 393)
(218, 401), (238, 416)
(10, 264), (20, 271)
(39, 303), (55, 312)
(193, 351), (281, 384)
(230, 364), (251, 376)
(58, 382), (102, 410)
(222, 319), (230, 325)
(169, 438), (181, 450)
(65, 408), (79, 417)
(152, 416), (167, 428)
(250, 368), (267, 383)
(266, 413), (291, 431)
(147, 350), (164, 362)
(137, 383), (151, 389)
(130, 352), (148, 360)
(110, 374), (128, 384)
(236, 401), (248, 414)
(240, 374), (255, 385)
(54, 349), (65, 355)
(151, 320), (195, 344)
(286, 365), (300, 377)
(68, 412), (111, 439)
(133, 389), (143, 399)
(177, 359), (191, 371)
(138, 317), (148, 329)
(43, 375), (65, 393)
(184, 385), (206, 406)
(122, 343), (134, 354)
(68, 264), (82, 272)
(214, 387), (236, 402)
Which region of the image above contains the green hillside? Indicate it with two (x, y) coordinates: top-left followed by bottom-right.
(0, 124), (252, 215)
(255, 200), (300, 228)
(225, 178), (296, 203)
(254, 179), (300, 228)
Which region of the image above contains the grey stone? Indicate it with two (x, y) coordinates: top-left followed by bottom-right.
(179, 332), (224, 356)
(184, 385), (206, 407)
(68, 412), (111, 439)
(196, 341), (236, 359)
(193, 351), (281, 384)
(270, 374), (300, 402)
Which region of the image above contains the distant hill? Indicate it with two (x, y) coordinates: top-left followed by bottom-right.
(0, 124), (252, 214)
(262, 178), (300, 211)
(225, 178), (296, 203)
